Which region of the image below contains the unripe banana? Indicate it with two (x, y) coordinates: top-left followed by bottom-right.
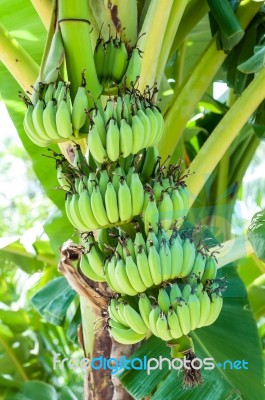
(171, 188), (185, 220)
(112, 41), (128, 82)
(90, 185), (110, 226)
(105, 256), (126, 294)
(187, 293), (201, 330)
(92, 108), (107, 147)
(159, 239), (172, 281)
(201, 256), (218, 284)
(123, 303), (148, 334)
(123, 47), (141, 88)
(115, 257), (138, 296)
(104, 99), (115, 123)
(140, 146), (159, 182)
(182, 284), (192, 302)
(148, 242), (162, 285)
(130, 172), (144, 216)
(153, 180), (164, 201)
(178, 185), (189, 215)
(190, 252), (206, 282)
(136, 246), (154, 288)
(123, 237), (136, 262)
(149, 305), (161, 337)
(158, 288), (171, 313)
(134, 231), (147, 253)
(87, 244), (105, 279)
(144, 197), (159, 235)
(78, 190), (99, 230)
(167, 308), (183, 339)
(137, 109), (151, 148)
(106, 118), (120, 162)
(158, 191), (173, 231)
(44, 83), (55, 103)
(144, 107), (159, 147)
(108, 299), (126, 324)
(125, 255), (147, 293)
(176, 299), (191, 335)
(42, 100), (60, 140)
(156, 312), (173, 341)
(56, 99), (73, 138)
(146, 227), (159, 251)
(112, 166), (126, 192)
(80, 254), (106, 282)
(169, 283), (182, 308)
(152, 106), (164, 144)
(169, 234), (184, 279)
(56, 162), (70, 191)
(118, 178), (132, 221)
(109, 326), (145, 344)
(98, 169), (109, 198)
(94, 39), (105, 81)
(32, 100), (49, 141)
(105, 181), (120, 224)
(72, 85), (88, 134)
(88, 123), (108, 163)
(179, 238), (196, 277)
(69, 193), (88, 231)
(120, 118), (133, 158)
(204, 292), (223, 326)
(24, 104), (47, 146)
(131, 114), (145, 154)
(138, 293), (152, 328)
(197, 291), (211, 328)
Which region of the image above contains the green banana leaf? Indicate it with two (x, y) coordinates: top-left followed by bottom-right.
(119, 268), (264, 399)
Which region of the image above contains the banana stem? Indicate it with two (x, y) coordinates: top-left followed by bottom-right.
(0, 24), (39, 92)
(215, 236), (254, 268)
(30, 0), (53, 30)
(185, 66), (265, 208)
(159, 0), (261, 162)
(138, 0), (174, 91)
(58, 0), (102, 100)
(156, 0), (188, 85)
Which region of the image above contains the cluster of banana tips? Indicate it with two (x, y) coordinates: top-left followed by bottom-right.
(22, 73), (90, 147)
(53, 146), (159, 231)
(94, 32), (142, 91)
(87, 86), (164, 164)
(107, 278), (226, 345)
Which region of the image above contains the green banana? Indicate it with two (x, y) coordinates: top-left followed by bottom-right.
(123, 47), (141, 88)
(169, 283), (182, 307)
(176, 299), (191, 335)
(125, 255), (147, 293)
(144, 107), (159, 147)
(24, 104), (47, 146)
(137, 109), (151, 148)
(42, 100), (60, 140)
(149, 305), (161, 337)
(120, 118), (133, 158)
(148, 242), (162, 285)
(159, 239), (172, 281)
(170, 234), (184, 279)
(156, 312), (173, 341)
(80, 253), (105, 282)
(115, 257), (138, 296)
(92, 108), (107, 147)
(32, 100), (49, 141)
(182, 284), (192, 302)
(131, 113), (145, 154)
(144, 197), (159, 235)
(56, 99), (73, 138)
(179, 238), (196, 277)
(105, 181), (120, 224)
(94, 39), (105, 82)
(118, 178), (132, 221)
(112, 40), (128, 82)
(106, 118), (120, 162)
(134, 231), (147, 253)
(136, 246), (154, 288)
(171, 188), (185, 220)
(123, 303), (148, 334)
(88, 123), (108, 164)
(109, 326), (145, 344)
(187, 293), (201, 330)
(190, 252), (206, 281)
(138, 293), (152, 328)
(197, 291), (211, 328)
(130, 172), (144, 216)
(204, 292), (223, 326)
(158, 288), (171, 313)
(78, 189), (99, 230)
(158, 191), (173, 231)
(201, 256), (218, 284)
(72, 83), (88, 134)
(90, 185), (110, 226)
(87, 243), (105, 279)
(167, 308), (183, 339)
(105, 256), (126, 294)
(140, 146), (159, 182)
(69, 193), (88, 231)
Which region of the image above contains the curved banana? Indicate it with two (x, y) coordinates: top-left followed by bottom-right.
(148, 242), (162, 285)
(159, 239), (172, 281)
(144, 197), (159, 235)
(131, 113), (145, 154)
(156, 313), (173, 341)
(118, 178), (132, 221)
(136, 246), (154, 288)
(80, 254), (105, 282)
(106, 118), (120, 162)
(56, 99), (73, 138)
(42, 100), (60, 140)
(109, 326), (145, 345)
(88, 123), (108, 164)
(138, 294), (152, 328)
(72, 84), (88, 134)
(197, 291), (211, 328)
(123, 303), (148, 334)
(204, 292), (223, 326)
(201, 256), (218, 284)
(187, 293), (201, 330)
(125, 255), (147, 293)
(130, 172), (144, 216)
(170, 234), (184, 279)
(149, 305), (161, 337)
(167, 308), (183, 339)
(90, 185), (110, 226)
(176, 299), (191, 335)
(179, 238), (196, 277)
(120, 118), (133, 158)
(115, 257), (138, 296)
(158, 191), (173, 231)
(78, 189), (99, 230)
(158, 288), (171, 313)
(105, 181), (120, 224)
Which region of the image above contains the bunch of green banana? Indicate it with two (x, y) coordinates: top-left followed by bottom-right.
(65, 167), (145, 231)
(107, 280), (225, 345)
(23, 76), (91, 147)
(104, 226), (219, 294)
(87, 88), (164, 163)
(94, 35), (142, 91)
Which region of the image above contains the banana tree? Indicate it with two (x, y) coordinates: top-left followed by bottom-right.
(0, 0), (265, 399)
